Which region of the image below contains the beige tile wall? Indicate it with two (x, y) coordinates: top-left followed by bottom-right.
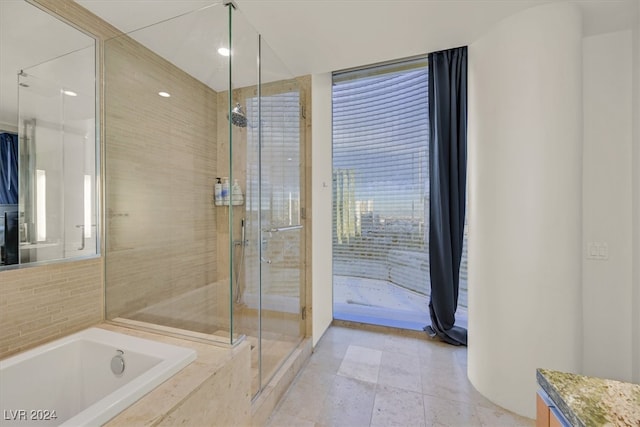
(103, 34), (219, 319)
(0, 257), (103, 359)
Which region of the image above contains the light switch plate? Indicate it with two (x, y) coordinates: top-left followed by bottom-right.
(587, 242), (609, 260)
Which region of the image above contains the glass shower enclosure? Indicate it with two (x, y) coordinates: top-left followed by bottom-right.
(103, 1), (306, 398)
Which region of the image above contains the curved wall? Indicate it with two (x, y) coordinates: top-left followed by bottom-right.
(467, 2), (583, 418)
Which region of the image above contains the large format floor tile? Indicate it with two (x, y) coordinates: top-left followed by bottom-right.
(267, 324), (534, 427)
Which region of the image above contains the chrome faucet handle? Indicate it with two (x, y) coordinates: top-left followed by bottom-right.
(75, 224), (85, 250)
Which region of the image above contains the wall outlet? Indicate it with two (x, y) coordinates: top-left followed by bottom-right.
(587, 242), (609, 260)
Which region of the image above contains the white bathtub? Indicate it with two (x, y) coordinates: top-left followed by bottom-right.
(0, 327), (196, 427)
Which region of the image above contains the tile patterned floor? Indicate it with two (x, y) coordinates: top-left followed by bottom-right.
(266, 324), (534, 427)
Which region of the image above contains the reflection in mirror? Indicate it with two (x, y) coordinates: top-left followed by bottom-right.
(0, 1), (97, 268)
(0, 132), (19, 265)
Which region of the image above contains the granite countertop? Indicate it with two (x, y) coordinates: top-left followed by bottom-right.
(537, 368), (640, 427)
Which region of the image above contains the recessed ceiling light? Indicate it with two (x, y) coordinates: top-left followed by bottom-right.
(218, 47), (230, 57)
(62, 90), (77, 97)
(158, 91), (171, 98)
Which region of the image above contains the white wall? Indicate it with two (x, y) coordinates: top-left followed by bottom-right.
(467, 2), (583, 419)
(311, 72), (333, 346)
(582, 29), (634, 382)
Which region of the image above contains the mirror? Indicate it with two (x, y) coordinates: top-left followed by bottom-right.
(0, 1), (98, 268)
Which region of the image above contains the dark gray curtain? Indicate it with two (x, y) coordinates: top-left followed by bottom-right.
(3, 211), (19, 265)
(424, 46), (468, 346)
(0, 132), (19, 205)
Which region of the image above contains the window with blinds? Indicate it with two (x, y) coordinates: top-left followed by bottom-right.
(247, 90), (301, 226)
(332, 57), (431, 298)
(245, 89), (303, 298)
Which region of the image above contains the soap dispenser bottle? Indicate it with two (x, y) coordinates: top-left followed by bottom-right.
(221, 177), (230, 205)
(231, 179), (244, 205)
(214, 177), (222, 206)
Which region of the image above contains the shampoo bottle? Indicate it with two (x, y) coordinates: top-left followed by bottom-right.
(221, 177), (230, 205)
(214, 177), (222, 206)
(232, 179), (244, 205)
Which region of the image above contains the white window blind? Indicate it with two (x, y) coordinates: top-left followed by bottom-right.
(247, 90), (301, 226)
(332, 59), (430, 295)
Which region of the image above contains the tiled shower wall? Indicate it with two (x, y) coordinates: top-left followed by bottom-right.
(0, 257), (103, 358)
(103, 35), (219, 319)
(215, 78), (311, 330)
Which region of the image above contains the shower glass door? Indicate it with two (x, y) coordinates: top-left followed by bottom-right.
(234, 28), (306, 396)
(257, 84), (304, 392)
(101, 1), (306, 401)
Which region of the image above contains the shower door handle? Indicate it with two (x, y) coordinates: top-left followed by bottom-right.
(75, 224), (95, 250)
(260, 236), (271, 263)
(263, 224), (303, 233)
(76, 225), (85, 250)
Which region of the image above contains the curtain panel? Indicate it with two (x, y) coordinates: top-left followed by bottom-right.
(425, 46), (468, 346)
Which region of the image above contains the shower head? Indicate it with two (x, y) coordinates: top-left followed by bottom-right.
(228, 103), (247, 128)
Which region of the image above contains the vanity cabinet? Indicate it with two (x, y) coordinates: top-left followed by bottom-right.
(536, 391), (566, 427)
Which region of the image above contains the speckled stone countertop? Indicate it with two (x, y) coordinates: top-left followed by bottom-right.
(537, 368), (640, 427)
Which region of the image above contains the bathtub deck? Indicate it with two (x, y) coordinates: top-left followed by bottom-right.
(122, 283), (304, 399)
(97, 324), (252, 427)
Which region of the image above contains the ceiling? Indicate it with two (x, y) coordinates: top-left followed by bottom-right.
(235, 0), (639, 76)
(77, 0), (639, 77)
(1, 0), (638, 128)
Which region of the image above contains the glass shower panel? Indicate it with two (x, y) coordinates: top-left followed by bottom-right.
(103, 3), (233, 344)
(228, 9), (305, 396)
(227, 4), (261, 394)
(101, 1), (306, 400)
(256, 38), (305, 391)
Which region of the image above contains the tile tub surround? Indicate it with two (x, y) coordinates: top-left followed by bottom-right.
(537, 368), (640, 427)
(0, 257), (103, 360)
(97, 324), (251, 427)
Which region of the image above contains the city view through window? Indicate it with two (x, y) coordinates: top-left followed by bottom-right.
(332, 58), (467, 329)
